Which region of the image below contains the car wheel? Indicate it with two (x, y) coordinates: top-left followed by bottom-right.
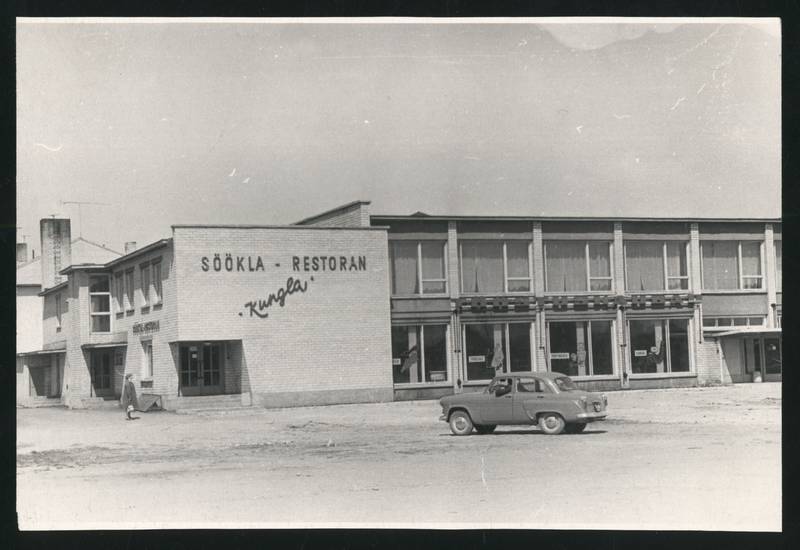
(475, 424), (497, 435)
(565, 423), (587, 434)
(449, 410), (474, 436)
(538, 413), (566, 435)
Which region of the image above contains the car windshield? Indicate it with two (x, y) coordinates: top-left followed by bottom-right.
(553, 376), (578, 392)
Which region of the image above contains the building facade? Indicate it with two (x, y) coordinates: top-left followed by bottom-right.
(18, 202), (782, 410)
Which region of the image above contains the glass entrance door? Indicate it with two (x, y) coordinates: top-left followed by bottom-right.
(90, 349), (114, 398)
(179, 343), (224, 396)
(763, 337), (782, 382)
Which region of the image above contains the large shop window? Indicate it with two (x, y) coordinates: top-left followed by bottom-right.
(629, 319), (691, 374)
(460, 241), (531, 294)
(179, 343), (223, 388)
(390, 241), (447, 295)
(464, 323), (532, 381)
(547, 321), (614, 377)
(544, 241), (612, 292)
(775, 242), (782, 292)
(391, 324), (448, 384)
(625, 241), (689, 291)
(89, 275), (111, 333)
(701, 241), (763, 290)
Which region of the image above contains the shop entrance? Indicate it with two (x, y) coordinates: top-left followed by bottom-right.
(90, 349), (116, 398)
(179, 343), (225, 396)
(743, 336), (782, 382)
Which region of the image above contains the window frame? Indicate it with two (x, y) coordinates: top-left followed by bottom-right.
(702, 316), (767, 330)
(774, 241), (781, 293)
(626, 318), (694, 376)
(88, 274), (112, 334)
(461, 321), (536, 382)
(140, 261), (151, 308)
(151, 259), (163, 306)
(700, 240), (765, 291)
(624, 240), (690, 292)
(389, 240), (448, 297)
(459, 240), (533, 295)
(124, 268), (135, 312)
(142, 340), (154, 379)
(543, 240), (614, 294)
(114, 271), (124, 315)
(544, 319), (617, 378)
(390, 323), (451, 386)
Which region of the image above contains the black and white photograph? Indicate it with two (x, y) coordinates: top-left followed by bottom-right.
(15, 17), (781, 531)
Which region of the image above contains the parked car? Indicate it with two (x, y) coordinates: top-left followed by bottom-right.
(439, 372), (608, 435)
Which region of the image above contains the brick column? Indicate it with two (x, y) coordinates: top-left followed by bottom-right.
(613, 223), (625, 294)
(689, 223), (704, 343)
(532, 222), (545, 295)
(764, 223), (776, 328)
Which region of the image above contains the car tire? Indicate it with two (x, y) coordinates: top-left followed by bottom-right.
(449, 410), (474, 436)
(538, 413), (566, 435)
(475, 424), (497, 435)
(565, 423), (587, 434)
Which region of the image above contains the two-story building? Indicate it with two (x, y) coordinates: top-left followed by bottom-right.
(26, 201), (781, 410)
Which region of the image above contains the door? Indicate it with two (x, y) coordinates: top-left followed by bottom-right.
(513, 377), (558, 424)
(481, 377), (514, 423)
(763, 337), (782, 382)
(90, 349), (114, 398)
(179, 343), (224, 396)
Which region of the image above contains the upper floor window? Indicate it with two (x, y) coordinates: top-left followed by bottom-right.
(624, 241), (689, 292)
(775, 242), (782, 292)
(460, 240), (531, 294)
(389, 241), (447, 295)
(152, 259), (163, 305)
(544, 241), (611, 293)
(140, 262), (151, 307)
(89, 275), (111, 333)
(701, 241), (763, 290)
(114, 272), (124, 314)
(124, 269), (135, 311)
(55, 292), (62, 330)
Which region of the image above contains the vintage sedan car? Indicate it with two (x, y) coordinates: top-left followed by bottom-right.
(439, 372), (608, 435)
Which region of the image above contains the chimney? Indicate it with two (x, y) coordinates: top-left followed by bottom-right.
(16, 243), (28, 264)
(40, 218), (72, 290)
(124, 241), (137, 254)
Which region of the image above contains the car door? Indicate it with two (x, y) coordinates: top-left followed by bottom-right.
(514, 376), (557, 423)
(480, 377), (514, 424)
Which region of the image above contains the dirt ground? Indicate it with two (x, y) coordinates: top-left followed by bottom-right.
(17, 383), (781, 531)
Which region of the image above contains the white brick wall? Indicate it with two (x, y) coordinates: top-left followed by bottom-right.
(172, 226), (393, 398)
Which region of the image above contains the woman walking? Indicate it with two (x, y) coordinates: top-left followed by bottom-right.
(121, 373), (139, 420)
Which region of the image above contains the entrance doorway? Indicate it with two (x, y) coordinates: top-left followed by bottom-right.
(90, 349), (115, 398)
(179, 343), (225, 396)
(744, 336), (782, 382)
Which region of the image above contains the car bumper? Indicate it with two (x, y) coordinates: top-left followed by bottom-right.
(576, 411), (607, 421)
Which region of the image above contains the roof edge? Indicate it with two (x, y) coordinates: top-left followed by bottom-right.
(293, 200), (372, 226)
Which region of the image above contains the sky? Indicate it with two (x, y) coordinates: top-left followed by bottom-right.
(16, 18), (781, 253)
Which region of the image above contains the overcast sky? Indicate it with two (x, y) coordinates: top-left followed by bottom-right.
(16, 19), (780, 253)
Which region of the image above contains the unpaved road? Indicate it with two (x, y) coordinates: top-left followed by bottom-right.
(17, 383), (781, 530)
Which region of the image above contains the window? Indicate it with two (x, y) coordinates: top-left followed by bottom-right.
(547, 320), (614, 377)
(702, 316), (766, 329)
(142, 341), (153, 379)
(460, 240), (531, 294)
(391, 324), (448, 384)
(179, 343), (223, 389)
(625, 241), (689, 291)
(389, 241), (447, 295)
(55, 292), (62, 330)
(544, 241), (612, 292)
(775, 242), (781, 292)
(124, 269), (135, 311)
(463, 322), (533, 381)
(89, 275), (111, 333)
(114, 272), (124, 314)
(701, 241), (763, 290)
(152, 260), (163, 305)
(140, 263), (151, 307)
(629, 319), (691, 374)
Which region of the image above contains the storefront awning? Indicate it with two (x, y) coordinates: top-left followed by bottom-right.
(81, 341), (127, 349)
(17, 348), (66, 357)
(708, 328), (782, 338)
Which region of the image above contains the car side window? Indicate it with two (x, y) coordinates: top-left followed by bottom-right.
(517, 378), (539, 393)
(495, 378), (512, 397)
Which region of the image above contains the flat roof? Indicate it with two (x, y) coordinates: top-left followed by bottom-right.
(293, 200), (371, 226)
(172, 223), (388, 231)
(372, 214), (782, 223)
(104, 239), (171, 269)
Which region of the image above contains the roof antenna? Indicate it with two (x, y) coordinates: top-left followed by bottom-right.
(60, 200), (112, 238)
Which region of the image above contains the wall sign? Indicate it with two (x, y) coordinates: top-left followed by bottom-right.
(468, 355), (486, 363)
(634, 350), (648, 357)
(550, 352), (570, 360)
(132, 320), (160, 334)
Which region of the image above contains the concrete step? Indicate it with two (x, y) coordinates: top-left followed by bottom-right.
(167, 393), (250, 413)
